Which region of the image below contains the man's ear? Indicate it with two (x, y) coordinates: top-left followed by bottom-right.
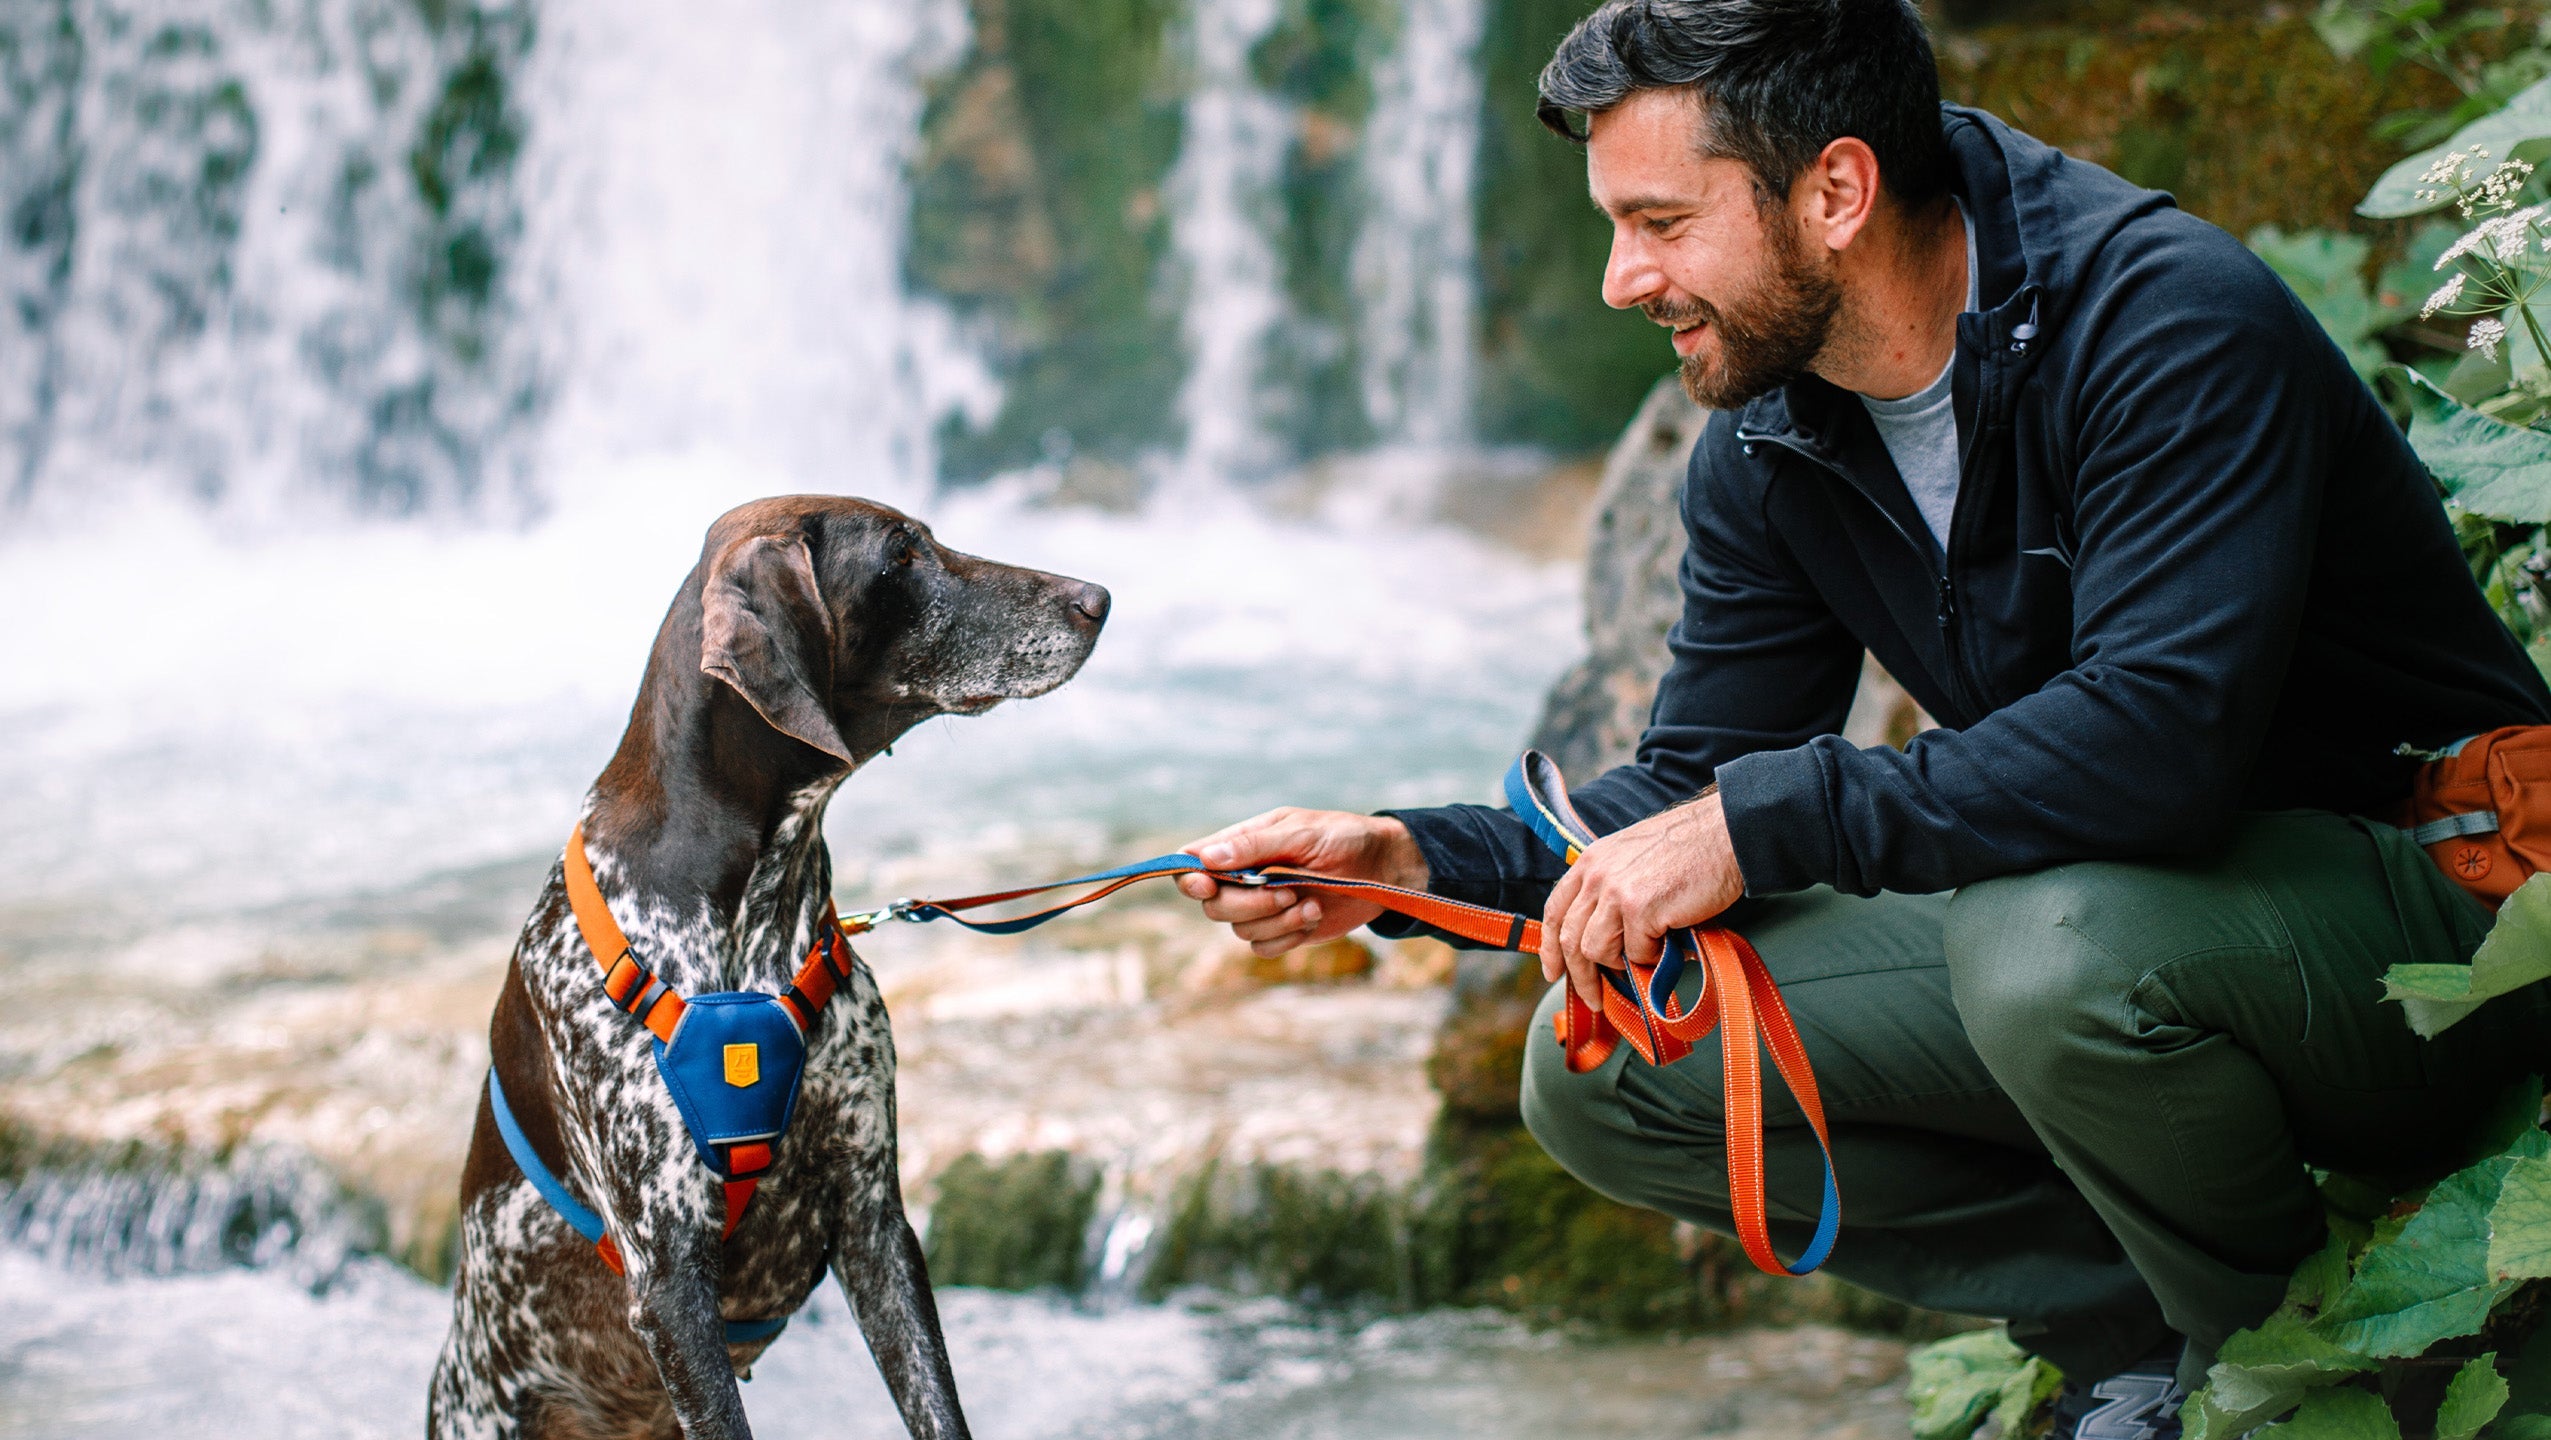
(699, 532), (855, 763)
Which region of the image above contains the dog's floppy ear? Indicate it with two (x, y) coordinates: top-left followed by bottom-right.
(700, 532), (854, 763)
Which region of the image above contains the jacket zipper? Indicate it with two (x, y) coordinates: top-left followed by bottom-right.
(1738, 426), (1983, 723)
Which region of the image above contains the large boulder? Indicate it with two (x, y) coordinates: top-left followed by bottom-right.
(1527, 376), (1706, 781)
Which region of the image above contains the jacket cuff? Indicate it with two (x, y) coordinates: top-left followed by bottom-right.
(1368, 803), (1563, 947)
(1715, 746), (1836, 896)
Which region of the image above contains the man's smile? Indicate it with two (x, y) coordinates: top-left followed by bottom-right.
(1670, 318), (1708, 357)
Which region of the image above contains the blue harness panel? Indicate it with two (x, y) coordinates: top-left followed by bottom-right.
(651, 992), (810, 1174)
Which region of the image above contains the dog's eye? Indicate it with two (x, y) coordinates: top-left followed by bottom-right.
(886, 531), (918, 567)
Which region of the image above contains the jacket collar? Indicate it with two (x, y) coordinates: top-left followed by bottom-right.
(1732, 104), (2161, 453)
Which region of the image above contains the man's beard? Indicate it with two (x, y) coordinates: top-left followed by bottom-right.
(1652, 222), (1841, 411)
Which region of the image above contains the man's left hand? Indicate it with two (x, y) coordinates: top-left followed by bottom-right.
(1540, 790), (1746, 1008)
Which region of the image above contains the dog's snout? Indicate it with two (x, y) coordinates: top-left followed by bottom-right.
(1067, 582), (1110, 627)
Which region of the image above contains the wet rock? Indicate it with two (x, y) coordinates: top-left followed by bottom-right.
(922, 1150), (1100, 1291)
(1375, 936), (1457, 989)
(1178, 934), (1375, 992)
(1528, 376), (1708, 782)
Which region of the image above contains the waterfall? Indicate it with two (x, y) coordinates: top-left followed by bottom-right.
(1165, 0), (1293, 485)
(0, 0), (540, 524)
(514, 0), (992, 507)
(1354, 0), (1485, 449)
(0, 1135), (383, 1287)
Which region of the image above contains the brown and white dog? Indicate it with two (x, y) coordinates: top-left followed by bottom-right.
(429, 496), (1108, 1439)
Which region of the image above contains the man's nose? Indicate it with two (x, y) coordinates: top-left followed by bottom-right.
(1601, 226), (1664, 312)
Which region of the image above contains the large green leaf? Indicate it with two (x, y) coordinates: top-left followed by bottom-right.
(2489, 1155), (2551, 1280)
(2432, 1354), (2507, 1440)
(2185, 1235), (2376, 1440)
(2316, 1133), (2549, 1356)
(2395, 370), (2551, 523)
(2251, 227), (2401, 381)
(2276, 1386), (2402, 1440)
(1907, 1328), (2033, 1440)
(2361, 76), (2551, 219)
(2380, 873), (2551, 1035)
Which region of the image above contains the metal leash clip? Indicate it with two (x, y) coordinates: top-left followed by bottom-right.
(836, 898), (920, 936)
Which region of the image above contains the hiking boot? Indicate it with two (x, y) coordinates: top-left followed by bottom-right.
(2049, 1348), (2186, 1440)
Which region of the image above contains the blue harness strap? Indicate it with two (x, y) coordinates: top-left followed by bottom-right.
(487, 1065), (792, 1345)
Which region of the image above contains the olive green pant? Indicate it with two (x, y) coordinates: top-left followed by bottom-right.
(1519, 811), (2551, 1388)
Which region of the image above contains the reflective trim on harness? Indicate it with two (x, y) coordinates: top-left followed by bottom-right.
(2410, 809), (2501, 846)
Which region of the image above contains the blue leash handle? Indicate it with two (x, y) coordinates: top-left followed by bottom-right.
(1500, 752), (1840, 1276)
(487, 1066), (790, 1342)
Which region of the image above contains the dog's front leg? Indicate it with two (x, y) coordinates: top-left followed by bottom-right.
(831, 1199), (970, 1439)
(625, 1231), (753, 1439)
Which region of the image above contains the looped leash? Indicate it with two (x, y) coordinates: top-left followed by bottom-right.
(844, 750), (1841, 1277)
(1502, 752), (1838, 1276)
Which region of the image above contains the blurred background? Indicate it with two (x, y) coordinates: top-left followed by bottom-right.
(0, 0), (2524, 1434)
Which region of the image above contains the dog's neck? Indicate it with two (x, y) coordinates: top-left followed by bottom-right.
(580, 635), (893, 980)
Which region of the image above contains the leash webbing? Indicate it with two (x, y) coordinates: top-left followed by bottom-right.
(846, 750), (1842, 1277)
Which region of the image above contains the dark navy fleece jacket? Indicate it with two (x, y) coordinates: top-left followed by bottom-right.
(1383, 105), (2551, 920)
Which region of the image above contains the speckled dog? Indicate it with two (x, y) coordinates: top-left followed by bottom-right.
(429, 496), (1108, 1440)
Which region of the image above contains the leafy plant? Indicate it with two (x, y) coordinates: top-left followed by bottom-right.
(2313, 0), (2551, 150)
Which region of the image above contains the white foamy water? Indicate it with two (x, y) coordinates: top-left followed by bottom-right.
(0, 1252), (1914, 1440)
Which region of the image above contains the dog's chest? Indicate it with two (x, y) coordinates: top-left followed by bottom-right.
(517, 872), (899, 1281)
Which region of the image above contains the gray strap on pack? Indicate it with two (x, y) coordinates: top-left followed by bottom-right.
(2409, 810), (2501, 846)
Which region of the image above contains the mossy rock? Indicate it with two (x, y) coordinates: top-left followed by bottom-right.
(1141, 1159), (1412, 1305)
(922, 1150), (1101, 1291)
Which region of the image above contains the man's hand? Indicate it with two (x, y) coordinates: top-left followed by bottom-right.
(1541, 790), (1745, 1008)
(1174, 809), (1429, 957)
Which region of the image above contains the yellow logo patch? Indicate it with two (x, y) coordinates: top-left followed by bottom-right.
(723, 1043), (760, 1088)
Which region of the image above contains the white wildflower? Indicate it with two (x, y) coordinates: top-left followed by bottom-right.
(2425, 272), (2469, 317)
(2470, 316), (2508, 360)
(2479, 159), (2540, 210)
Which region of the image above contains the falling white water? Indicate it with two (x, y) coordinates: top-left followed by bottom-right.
(0, 0), (536, 524)
(1166, 0), (1295, 483)
(513, 0), (995, 504)
(1354, 0), (1486, 448)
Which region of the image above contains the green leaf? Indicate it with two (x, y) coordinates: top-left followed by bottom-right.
(2251, 227), (2397, 381)
(2184, 1234), (2375, 1440)
(2498, 1419), (2551, 1440)
(2490, 1156), (2551, 1280)
(2380, 873), (2551, 1035)
(2361, 75), (2551, 218)
(1989, 1355), (2064, 1440)
(2276, 1386), (2402, 1440)
(2395, 371), (2551, 524)
(2315, 1136), (2548, 1356)
(1908, 1328), (2035, 1440)
(2433, 1354), (2507, 1440)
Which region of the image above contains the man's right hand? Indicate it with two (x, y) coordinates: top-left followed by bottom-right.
(1174, 809), (1430, 957)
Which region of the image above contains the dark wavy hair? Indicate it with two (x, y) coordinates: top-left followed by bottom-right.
(1536, 0), (1952, 206)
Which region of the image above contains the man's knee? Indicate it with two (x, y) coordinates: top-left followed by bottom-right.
(1517, 981), (1691, 1206)
(1946, 864), (2150, 1085)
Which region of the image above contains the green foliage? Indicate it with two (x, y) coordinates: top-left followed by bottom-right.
(2277, 1386), (2404, 1440)
(2250, 226), (2408, 381)
(2381, 873), (2551, 1036)
(2315, 0), (2551, 152)
(2316, 1132), (2545, 1356)
(2361, 73), (2551, 218)
(2434, 1352), (2509, 1440)
(922, 1150), (1100, 1291)
(1905, 1328), (2063, 1440)
(2489, 1156), (2551, 1281)
(1142, 1159), (1410, 1305)
(2398, 371), (2551, 519)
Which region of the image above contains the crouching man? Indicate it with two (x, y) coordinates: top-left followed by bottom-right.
(1177, 1), (2551, 1434)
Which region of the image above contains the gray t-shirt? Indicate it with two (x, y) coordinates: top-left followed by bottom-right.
(1858, 202), (1979, 549)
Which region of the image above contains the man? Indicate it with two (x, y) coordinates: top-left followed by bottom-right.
(1178, 0), (2551, 1434)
